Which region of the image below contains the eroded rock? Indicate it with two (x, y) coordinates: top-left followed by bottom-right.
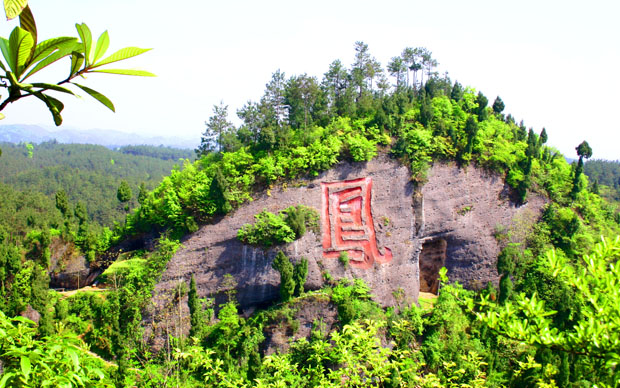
(143, 158), (546, 350)
(144, 154), (418, 350)
(421, 162), (546, 290)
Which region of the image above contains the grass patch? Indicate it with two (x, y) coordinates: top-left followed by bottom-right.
(98, 258), (148, 285)
(418, 292), (438, 310)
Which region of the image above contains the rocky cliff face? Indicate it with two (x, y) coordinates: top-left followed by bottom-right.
(420, 163), (546, 290)
(48, 239), (97, 290)
(143, 156), (545, 348)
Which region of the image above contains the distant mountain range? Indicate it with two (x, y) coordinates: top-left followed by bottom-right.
(0, 124), (199, 150)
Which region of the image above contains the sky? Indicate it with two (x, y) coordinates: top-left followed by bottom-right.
(0, 0), (618, 160)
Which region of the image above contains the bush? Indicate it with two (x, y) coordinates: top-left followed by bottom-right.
(238, 205), (319, 248)
(346, 134), (378, 162)
(237, 210), (296, 248)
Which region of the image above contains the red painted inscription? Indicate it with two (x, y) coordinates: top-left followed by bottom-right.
(321, 177), (392, 269)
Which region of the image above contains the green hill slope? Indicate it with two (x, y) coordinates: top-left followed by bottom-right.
(0, 141), (191, 227)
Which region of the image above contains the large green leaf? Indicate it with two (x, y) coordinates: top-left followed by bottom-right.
(92, 30), (109, 63)
(0, 37), (11, 70)
(20, 355), (31, 379)
(0, 372), (15, 387)
(33, 91), (64, 125)
(73, 83), (115, 112)
(70, 52), (84, 77)
(27, 37), (76, 67)
(8, 26), (34, 75)
(21, 42), (77, 80)
(75, 23), (92, 65)
(18, 5), (36, 46)
(91, 68), (155, 77)
(92, 47), (151, 68)
(4, 0), (27, 20)
(31, 83), (76, 95)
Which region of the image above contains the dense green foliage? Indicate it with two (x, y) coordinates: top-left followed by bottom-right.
(0, 142), (184, 226)
(118, 145), (193, 161)
(584, 159), (620, 204)
(237, 205), (319, 248)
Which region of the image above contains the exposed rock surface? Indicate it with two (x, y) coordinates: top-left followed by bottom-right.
(261, 293), (339, 356)
(48, 233), (159, 290)
(48, 239), (95, 289)
(19, 304), (41, 324)
(144, 154), (418, 349)
(144, 157), (546, 350)
(421, 163), (546, 289)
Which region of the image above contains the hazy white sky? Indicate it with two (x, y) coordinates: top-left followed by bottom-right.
(0, 0), (618, 159)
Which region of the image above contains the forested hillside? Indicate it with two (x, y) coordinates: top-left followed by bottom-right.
(584, 159), (620, 204)
(0, 142), (191, 227)
(0, 41), (619, 388)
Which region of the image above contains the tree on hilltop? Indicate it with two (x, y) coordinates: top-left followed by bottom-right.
(571, 140), (593, 199)
(196, 102), (235, 156)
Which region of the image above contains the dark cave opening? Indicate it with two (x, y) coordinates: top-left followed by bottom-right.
(419, 238), (447, 294)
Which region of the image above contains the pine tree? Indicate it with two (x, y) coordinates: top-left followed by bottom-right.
(293, 258), (308, 296)
(272, 251), (295, 302)
(188, 275), (204, 339)
(209, 168), (232, 215)
(498, 275), (513, 304)
(117, 180), (132, 205)
(492, 96), (505, 114)
(571, 141), (593, 199)
(55, 190), (70, 218)
(196, 102), (235, 156)
(137, 182), (148, 205)
(284, 206), (306, 239)
(475, 92), (488, 120)
(540, 127), (548, 144)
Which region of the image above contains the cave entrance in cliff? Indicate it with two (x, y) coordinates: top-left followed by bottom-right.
(419, 238), (447, 295)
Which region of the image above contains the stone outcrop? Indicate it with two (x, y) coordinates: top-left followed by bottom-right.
(144, 154), (419, 349)
(48, 239), (96, 289)
(143, 157), (546, 349)
(420, 163), (546, 289)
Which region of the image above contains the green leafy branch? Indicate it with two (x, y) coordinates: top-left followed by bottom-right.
(476, 236), (620, 372)
(0, 3), (154, 124)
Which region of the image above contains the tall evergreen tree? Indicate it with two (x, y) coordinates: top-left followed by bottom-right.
(387, 56), (407, 89)
(540, 127), (548, 144)
(137, 182), (148, 205)
(285, 74), (320, 131)
(450, 81), (464, 101)
(196, 102), (235, 156)
(492, 96), (505, 114)
(475, 92), (489, 120)
(272, 251), (295, 302)
(209, 168), (232, 215)
(55, 190), (71, 218)
(293, 258), (308, 297)
(571, 141), (593, 199)
(188, 274), (206, 339)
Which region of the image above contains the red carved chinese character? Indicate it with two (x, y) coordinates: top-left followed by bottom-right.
(321, 177), (392, 269)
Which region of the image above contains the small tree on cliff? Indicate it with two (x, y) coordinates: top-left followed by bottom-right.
(209, 167), (232, 215)
(293, 258), (308, 296)
(571, 140), (593, 199)
(188, 274), (212, 339)
(272, 251), (295, 302)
